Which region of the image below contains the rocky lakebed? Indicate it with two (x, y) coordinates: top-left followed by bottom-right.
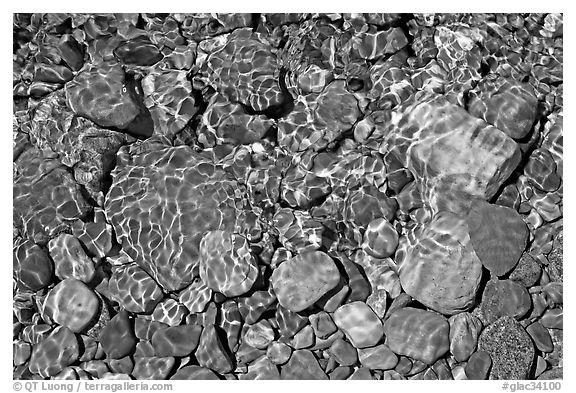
(13, 13), (563, 380)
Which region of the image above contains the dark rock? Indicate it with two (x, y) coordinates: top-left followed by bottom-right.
(100, 310), (137, 359)
(281, 350), (327, 380)
(465, 351), (492, 380)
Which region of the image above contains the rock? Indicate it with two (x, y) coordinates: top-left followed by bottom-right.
(142, 69), (197, 137)
(105, 143), (251, 292)
(547, 231), (563, 282)
(538, 367), (563, 380)
(362, 218), (399, 258)
(358, 344), (398, 370)
(478, 279), (532, 324)
(348, 367), (373, 380)
(478, 316), (535, 379)
(309, 311), (338, 339)
(239, 356), (281, 380)
(43, 278), (100, 333)
(465, 351), (492, 380)
(72, 219), (114, 258)
(28, 327), (79, 377)
(13, 239), (53, 291)
(276, 305), (308, 338)
(333, 301), (384, 348)
(468, 76), (538, 140)
(205, 28), (285, 112)
(267, 341), (292, 365)
(356, 28), (408, 60)
(134, 318), (168, 341)
(151, 324), (202, 357)
(466, 200), (529, 276)
(108, 263), (163, 314)
(199, 230), (259, 297)
(383, 307), (449, 364)
(509, 253), (543, 287)
(271, 251), (340, 312)
(13, 148), (92, 245)
(170, 365), (220, 380)
(526, 322), (554, 353)
(540, 308), (563, 329)
(244, 320), (275, 349)
(179, 278), (212, 314)
(281, 350), (327, 380)
(48, 234), (95, 283)
(65, 62), (140, 130)
(150, 299), (188, 326)
(195, 324), (233, 374)
(13, 341), (31, 366)
(329, 366), (353, 380)
(448, 312), (483, 362)
(525, 148), (562, 192)
(396, 212), (483, 315)
(100, 310), (137, 359)
(379, 91), (521, 214)
(113, 36), (163, 66)
(132, 357), (175, 380)
(237, 287), (277, 324)
(290, 325), (315, 349)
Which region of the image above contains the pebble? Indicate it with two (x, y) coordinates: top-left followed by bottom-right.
(540, 308), (563, 329)
(150, 299), (188, 326)
(281, 350), (328, 380)
(290, 325), (315, 349)
(99, 310), (137, 359)
(244, 320), (275, 349)
(448, 312), (483, 362)
(362, 218), (399, 258)
(309, 311), (338, 339)
(333, 301), (384, 349)
(478, 279), (532, 324)
(199, 230), (259, 297)
(526, 322), (554, 353)
(170, 365), (220, 380)
(178, 278), (212, 313)
(131, 357), (175, 380)
(358, 344), (398, 370)
(239, 356), (281, 380)
(478, 316), (535, 379)
(466, 200), (529, 277)
(397, 212), (483, 315)
(465, 351), (492, 380)
(43, 278), (100, 333)
(108, 263), (163, 314)
(509, 253), (543, 287)
(267, 341), (292, 365)
(196, 324), (234, 374)
(329, 338), (358, 366)
(151, 324), (203, 357)
(13, 340), (32, 366)
(348, 367), (373, 380)
(28, 327), (79, 377)
(271, 251), (340, 312)
(383, 307), (449, 365)
(13, 239), (53, 291)
(48, 233), (95, 283)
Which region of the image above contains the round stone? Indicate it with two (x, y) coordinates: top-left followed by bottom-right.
(199, 230), (259, 297)
(509, 252), (542, 287)
(244, 320), (275, 349)
(48, 233), (95, 283)
(478, 279), (532, 325)
(383, 307), (449, 365)
(151, 324), (203, 357)
(99, 310), (137, 359)
(266, 341), (292, 365)
(397, 212), (483, 315)
(358, 344), (398, 371)
(108, 263), (163, 314)
(28, 327), (79, 377)
(333, 301), (384, 349)
(478, 316), (535, 380)
(43, 278), (100, 333)
(271, 251), (340, 312)
(466, 200), (528, 277)
(13, 239), (53, 291)
(362, 218), (399, 258)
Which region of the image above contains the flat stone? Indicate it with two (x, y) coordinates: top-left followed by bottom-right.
(100, 310), (137, 359)
(199, 230), (259, 297)
(397, 212), (483, 315)
(383, 307), (449, 364)
(358, 344), (398, 370)
(43, 278), (100, 333)
(48, 233), (95, 283)
(28, 327), (79, 377)
(271, 251), (340, 312)
(13, 239), (53, 291)
(526, 322), (554, 353)
(281, 350), (327, 380)
(170, 365), (220, 380)
(108, 263), (163, 314)
(333, 301), (384, 349)
(465, 351), (492, 380)
(478, 316), (535, 380)
(151, 324), (202, 357)
(478, 279), (532, 325)
(448, 312), (483, 362)
(466, 200), (529, 277)
(196, 324), (233, 374)
(132, 357), (175, 380)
